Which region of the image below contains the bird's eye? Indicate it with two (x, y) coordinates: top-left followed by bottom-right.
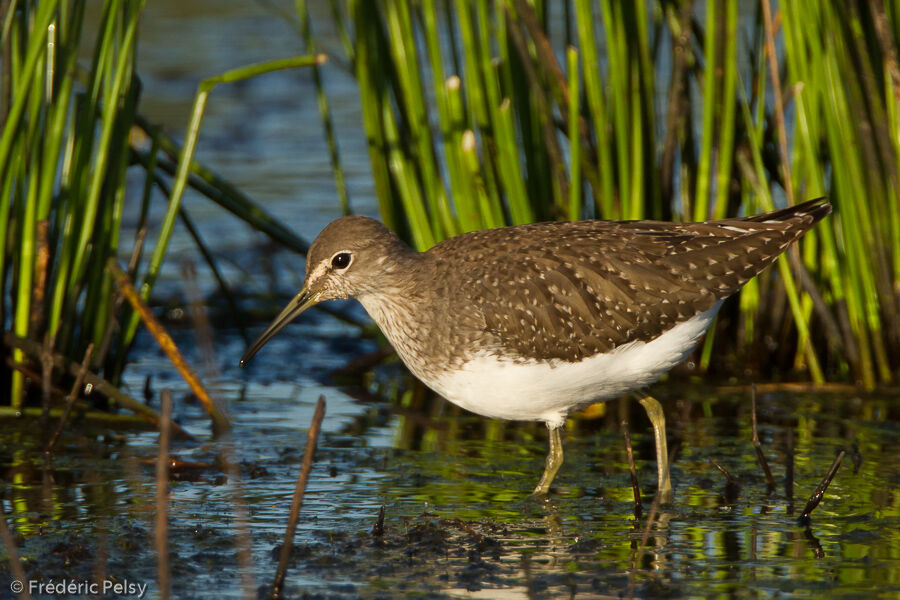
(331, 252), (352, 270)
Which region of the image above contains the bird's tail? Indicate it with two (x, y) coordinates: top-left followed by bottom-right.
(742, 197), (832, 226)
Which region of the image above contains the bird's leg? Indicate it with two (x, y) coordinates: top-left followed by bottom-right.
(532, 425), (564, 497)
(637, 394), (673, 502)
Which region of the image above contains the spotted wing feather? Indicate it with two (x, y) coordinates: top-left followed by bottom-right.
(428, 199), (830, 361)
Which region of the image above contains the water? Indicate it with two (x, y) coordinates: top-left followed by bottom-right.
(3, 2), (900, 598)
(2, 383), (898, 598)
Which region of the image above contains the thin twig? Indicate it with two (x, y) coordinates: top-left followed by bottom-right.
(509, 0), (596, 159)
(92, 524), (109, 597)
(789, 251), (853, 364)
(511, 0), (569, 109)
(710, 458), (742, 501)
(136, 148), (250, 343)
(760, 0), (794, 203)
(621, 420), (642, 518)
(709, 458), (732, 480)
(107, 258), (230, 434)
(45, 343), (95, 453)
(270, 396), (327, 599)
(521, 552), (537, 600)
(749, 385), (775, 491)
(155, 390), (172, 600)
(850, 442), (863, 474)
(799, 449), (846, 523)
(132, 115), (311, 255)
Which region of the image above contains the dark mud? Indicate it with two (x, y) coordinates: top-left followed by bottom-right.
(2, 365), (898, 599)
(2, 3), (897, 597)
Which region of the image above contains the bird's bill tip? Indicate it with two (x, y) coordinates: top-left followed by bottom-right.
(239, 287), (319, 367)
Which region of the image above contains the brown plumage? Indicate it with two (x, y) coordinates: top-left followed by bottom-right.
(425, 198), (831, 361)
(241, 197), (831, 498)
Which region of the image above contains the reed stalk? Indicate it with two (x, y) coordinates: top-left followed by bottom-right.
(313, 0), (899, 384)
(118, 54), (325, 353)
(1, 0), (144, 409)
(2, 1), (333, 411)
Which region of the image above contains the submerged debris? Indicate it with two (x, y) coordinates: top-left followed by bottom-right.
(372, 505), (385, 538)
(750, 385), (776, 493)
(709, 458), (742, 504)
(799, 449), (846, 524)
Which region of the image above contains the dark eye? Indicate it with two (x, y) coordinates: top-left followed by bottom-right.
(331, 252), (352, 269)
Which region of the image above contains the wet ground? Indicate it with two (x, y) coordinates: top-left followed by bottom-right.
(2, 2), (899, 598)
(1, 312), (898, 599)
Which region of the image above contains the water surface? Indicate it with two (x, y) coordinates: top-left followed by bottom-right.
(2, 3), (898, 598)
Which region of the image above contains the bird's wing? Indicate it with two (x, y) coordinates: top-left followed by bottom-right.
(430, 211), (820, 361)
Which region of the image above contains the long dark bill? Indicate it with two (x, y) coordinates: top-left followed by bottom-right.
(239, 286), (320, 366)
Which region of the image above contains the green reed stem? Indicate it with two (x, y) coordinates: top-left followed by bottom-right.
(694, 0), (716, 221)
(385, 1), (453, 240)
(296, 0), (351, 216)
(311, 0), (900, 385)
(121, 55), (326, 349)
(134, 118), (311, 254)
(574, 0), (614, 217)
(567, 46), (581, 221)
(712, 0), (738, 219)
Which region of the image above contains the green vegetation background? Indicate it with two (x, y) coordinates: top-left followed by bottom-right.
(1, 0), (899, 411)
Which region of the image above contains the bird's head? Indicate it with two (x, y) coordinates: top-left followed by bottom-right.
(240, 216), (413, 366)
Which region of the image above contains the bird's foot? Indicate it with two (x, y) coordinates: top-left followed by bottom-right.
(518, 489), (559, 515)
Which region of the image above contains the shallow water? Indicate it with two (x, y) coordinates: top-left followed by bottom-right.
(2, 335), (898, 599)
(3, 2), (899, 598)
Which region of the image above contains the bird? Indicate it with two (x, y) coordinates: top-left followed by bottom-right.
(240, 198), (831, 499)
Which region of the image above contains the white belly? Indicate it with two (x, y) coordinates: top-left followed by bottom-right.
(427, 302), (722, 427)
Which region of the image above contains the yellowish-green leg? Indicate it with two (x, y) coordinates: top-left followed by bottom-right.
(532, 425), (563, 496)
(637, 394), (673, 502)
